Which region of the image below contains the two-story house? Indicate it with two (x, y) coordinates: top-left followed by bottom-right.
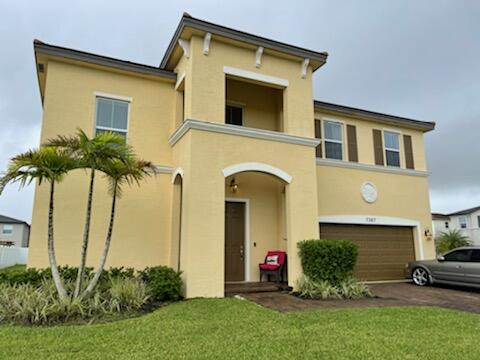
(28, 14), (435, 298)
(432, 207), (480, 244)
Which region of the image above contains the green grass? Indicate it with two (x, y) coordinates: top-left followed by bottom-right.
(0, 298), (478, 359)
(0, 265), (26, 275)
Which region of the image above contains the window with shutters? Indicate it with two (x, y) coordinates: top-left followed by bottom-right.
(383, 131), (400, 167)
(324, 121), (343, 160)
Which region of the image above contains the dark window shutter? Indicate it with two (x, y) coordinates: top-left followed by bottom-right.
(346, 125), (358, 162)
(403, 134), (415, 169)
(314, 119), (322, 158)
(372, 129), (384, 165)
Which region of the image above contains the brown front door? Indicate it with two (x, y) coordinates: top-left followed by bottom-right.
(225, 201), (245, 281)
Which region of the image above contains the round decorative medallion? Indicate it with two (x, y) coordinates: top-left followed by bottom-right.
(361, 182), (378, 203)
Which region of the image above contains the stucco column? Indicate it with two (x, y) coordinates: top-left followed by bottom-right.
(284, 166), (319, 288)
(180, 160), (225, 298)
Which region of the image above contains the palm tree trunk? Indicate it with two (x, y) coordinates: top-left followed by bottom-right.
(82, 183), (117, 298)
(48, 181), (67, 299)
(74, 168), (95, 297)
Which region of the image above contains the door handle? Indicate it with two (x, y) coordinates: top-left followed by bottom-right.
(239, 246), (244, 258)
(455, 265), (462, 269)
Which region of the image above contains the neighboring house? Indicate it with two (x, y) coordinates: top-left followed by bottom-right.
(28, 14), (435, 298)
(432, 206), (480, 244)
(0, 215), (30, 247)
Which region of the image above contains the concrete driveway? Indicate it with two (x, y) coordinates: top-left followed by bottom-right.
(243, 282), (480, 313)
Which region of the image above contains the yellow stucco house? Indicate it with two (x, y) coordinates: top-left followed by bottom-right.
(29, 14), (435, 298)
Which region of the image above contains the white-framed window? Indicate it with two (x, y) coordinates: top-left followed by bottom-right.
(2, 224), (13, 235)
(225, 104), (244, 126)
(95, 97), (129, 138)
(384, 131), (400, 167)
(459, 216), (468, 229)
(324, 121), (343, 160)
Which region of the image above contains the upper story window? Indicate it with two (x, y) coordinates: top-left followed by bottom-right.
(459, 216), (468, 229)
(2, 224), (12, 235)
(95, 97), (129, 138)
(384, 131), (400, 167)
(477, 215), (480, 228)
(324, 121), (343, 160)
(225, 104), (244, 126)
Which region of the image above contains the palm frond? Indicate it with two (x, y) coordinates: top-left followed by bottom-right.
(0, 147), (79, 195)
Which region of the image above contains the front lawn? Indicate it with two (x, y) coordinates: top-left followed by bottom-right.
(0, 298), (478, 359)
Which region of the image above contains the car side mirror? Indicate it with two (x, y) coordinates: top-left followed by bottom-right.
(437, 255), (445, 262)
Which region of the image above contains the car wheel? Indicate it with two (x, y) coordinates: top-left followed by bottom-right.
(412, 267), (429, 286)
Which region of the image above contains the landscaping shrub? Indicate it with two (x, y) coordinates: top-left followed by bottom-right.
(295, 275), (340, 300)
(0, 277), (150, 325)
(108, 278), (149, 312)
(337, 277), (372, 299)
(295, 275), (372, 300)
(139, 266), (182, 302)
(297, 239), (358, 285)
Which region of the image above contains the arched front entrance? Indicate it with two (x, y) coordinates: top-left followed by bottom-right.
(223, 163), (291, 283)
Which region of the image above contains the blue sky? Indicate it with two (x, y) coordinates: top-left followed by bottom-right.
(1, 0), (479, 222)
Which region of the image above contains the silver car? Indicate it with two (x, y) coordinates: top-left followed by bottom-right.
(406, 246), (480, 287)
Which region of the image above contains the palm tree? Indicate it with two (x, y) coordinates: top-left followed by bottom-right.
(0, 147), (79, 299)
(436, 229), (472, 254)
(82, 158), (156, 297)
(45, 129), (132, 297)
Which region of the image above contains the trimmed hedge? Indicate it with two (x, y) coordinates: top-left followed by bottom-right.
(297, 239), (358, 285)
(139, 266), (182, 302)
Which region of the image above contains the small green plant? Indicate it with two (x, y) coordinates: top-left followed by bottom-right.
(337, 277), (372, 299)
(297, 239), (358, 285)
(139, 266), (182, 303)
(295, 275), (340, 299)
(109, 278), (149, 312)
(436, 229), (472, 254)
(295, 275), (372, 300)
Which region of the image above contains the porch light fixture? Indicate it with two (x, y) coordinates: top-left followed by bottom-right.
(229, 178), (238, 193)
(424, 229), (432, 237)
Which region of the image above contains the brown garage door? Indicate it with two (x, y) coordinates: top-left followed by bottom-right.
(319, 223), (415, 281)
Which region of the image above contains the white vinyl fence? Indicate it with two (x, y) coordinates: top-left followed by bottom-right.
(0, 246), (28, 268)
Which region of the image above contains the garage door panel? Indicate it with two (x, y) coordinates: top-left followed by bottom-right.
(319, 223), (415, 281)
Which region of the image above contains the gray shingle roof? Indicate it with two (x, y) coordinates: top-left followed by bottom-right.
(0, 215), (29, 225)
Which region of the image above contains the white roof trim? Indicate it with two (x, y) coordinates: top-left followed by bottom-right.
(223, 162), (292, 183)
(316, 158), (429, 177)
(223, 66), (288, 87)
(168, 119), (320, 147)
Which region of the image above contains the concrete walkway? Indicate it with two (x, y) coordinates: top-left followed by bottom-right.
(243, 282), (480, 314)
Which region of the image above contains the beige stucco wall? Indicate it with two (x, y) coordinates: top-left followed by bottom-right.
(186, 36), (314, 137)
(173, 129), (319, 298)
(28, 61), (176, 270)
